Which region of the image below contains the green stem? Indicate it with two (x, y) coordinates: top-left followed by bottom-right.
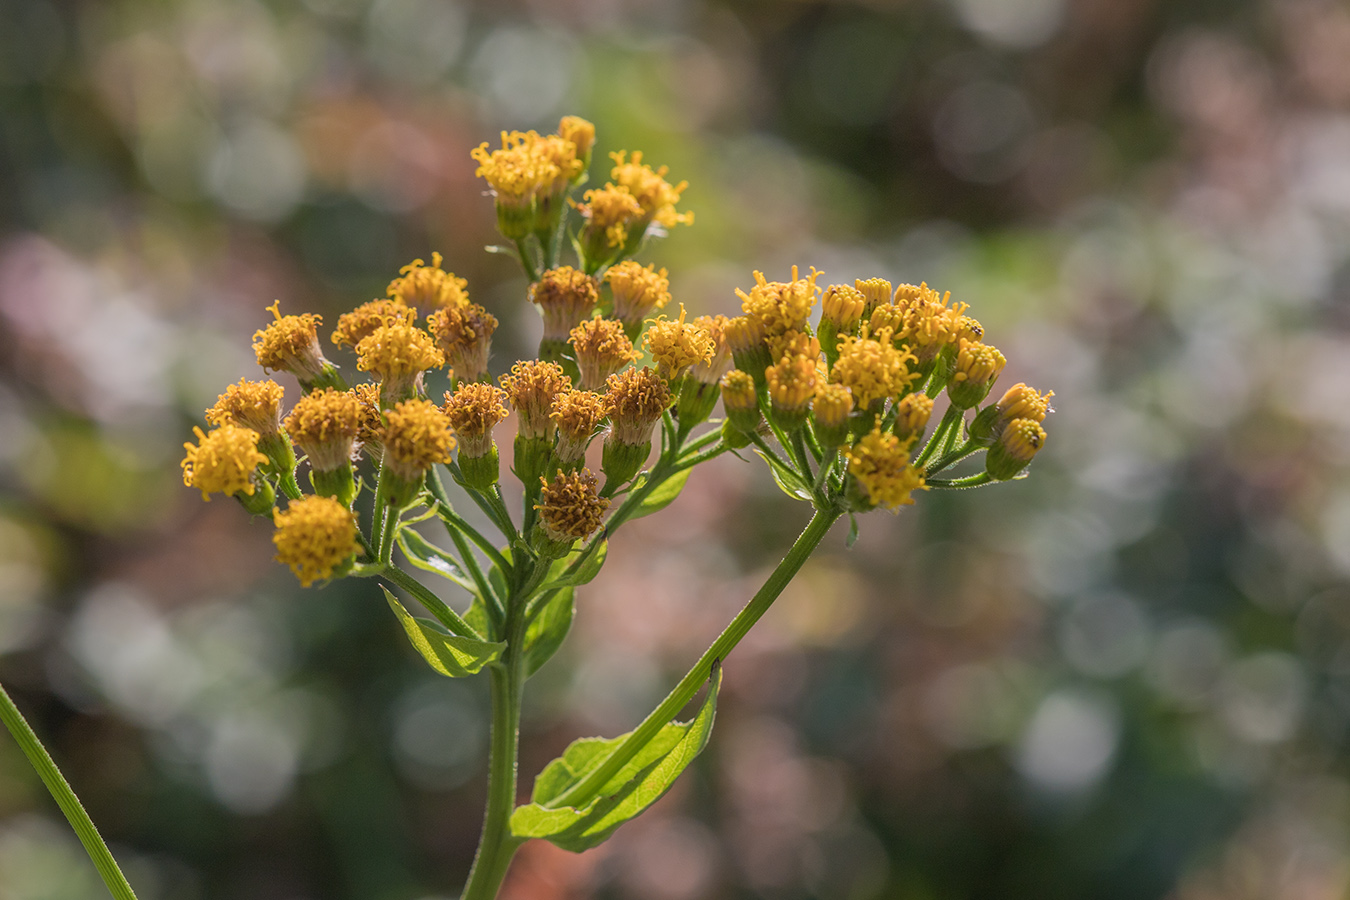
(448, 528), (504, 631)
(545, 506), (841, 810)
(0, 683), (139, 900)
(512, 238), (539, 284)
(915, 406), (961, 469)
(377, 506), (397, 566)
(926, 472), (995, 489)
(672, 440), (726, 473)
(460, 603), (527, 900)
(278, 471), (304, 501)
(370, 459), (390, 553)
(925, 440), (979, 477)
(383, 564), (481, 639)
(433, 502), (513, 577)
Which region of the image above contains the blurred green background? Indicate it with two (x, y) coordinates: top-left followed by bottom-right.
(3, 0), (1350, 897)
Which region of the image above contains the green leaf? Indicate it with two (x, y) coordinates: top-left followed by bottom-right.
(523, 587), (575, 677)
(488, 546), (512, 602)
(755, 449), (812, 501)
(630, 468), (691, 520)
(383, 587), (503, 678)
(539, 541), (608, 591)
(399, 530), (477, 594)
(510, 666), (722, 851)
(464, 594), (492, 641)
(846, 513), (860, 548)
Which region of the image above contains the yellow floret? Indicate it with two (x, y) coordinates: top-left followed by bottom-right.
(332, 299), (417, 348)
(386, 253), (470, 312)
(272, 495), (359, 587)
(355, 321), (445, 380)
(181, 425), (268, 500)
(736, 266), (821, 339)
(846, 428), (926, 511)
(644, 304), (715, 382)
(608, 150), (692, 230)
(206, 378), (286, 436)
(605, 261), (671, 326)
(578, 185), (644, 248)
(382, 399), (456, 480)
(284, 388), (362, 472)
(830, 328), (917, 408)
(253, 302), (327, 380)
(536, 468), (610, 542)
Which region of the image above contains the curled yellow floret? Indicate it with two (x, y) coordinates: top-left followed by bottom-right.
(500, 360), (572, 440)
(427, 303), (498, 383)
(443, 382), (508, 458)
(605, 261), (671, 327)
(386, 253), (470, 312)
(355, 320), (445, 381)
(821, 284), (867, 331)
(333, 299), (416, 348)
(689, 315), (733, 384)
(766, 353), (819, 414)
(536, 468), (610, 543)
(253, 302), (328, 381)
(952, 339), (1006, 387)
(737, 266), (821, 341)
(995, 383), (1054, 424)
(605, 366), (671, 445)
(272, 495), (359, 588)
(830, 328), (917, 408)
(609, 150), (692, 230)
(578, 185), (644, 249)
(530, 267), (599, 341)
(893, 282), (967, 363)
(551, 390), (609, 463)
(846, 428), (926, 511)
(284, 388), (362, 472)
(382, 398), (456, 480)
(570, 318), (640, 391)
(181, 425), (268, 500)
(644, 304), (715, 382)
(206, 378), (286, 436)
(472, 131), (571, 201)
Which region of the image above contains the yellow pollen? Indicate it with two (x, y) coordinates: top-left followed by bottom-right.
(332, 299), (417, 348)
(181, 425), (268, 500)
(253, 301), (326, 378)
(535, 468), (610, 542)
(578, 185), (644, 248)
(766, 353), (819, 413)
(272, 495), (359, 588)
(355, 320), (445, 380)
(608, 150), (692, 230)
(605, 366), (672, 445)
(500, 360), (572, 440)
(846, 428), (926, 511)
(951, 339), (1006, 386)
(206, 378), (285, 435)
(570, 318), (640, 391)
(386, 253), (470, 312)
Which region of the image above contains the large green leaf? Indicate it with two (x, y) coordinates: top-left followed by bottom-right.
(383, 587), (503, 678)
(630, 468), (692, 520)
(523, 587), (575, 677)
(510, 667), (722, 851)
(399, 530), (478, 594)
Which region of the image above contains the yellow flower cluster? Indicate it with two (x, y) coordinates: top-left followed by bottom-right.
(830, 328), (916, 409)
(253, 302), (330, 382)
(846, 429), (926, 511)
(605, 262), (671, 329)
(332, 299), (417, 349)
(382, 399), (456, 481)
(182, 425), (267, 500)
(644, 305), (714, 382)
(536, 468), (610, 545)
(272, 496), (358, 587)
(285, 388), (362, 473)
(471, 125), (586, 204)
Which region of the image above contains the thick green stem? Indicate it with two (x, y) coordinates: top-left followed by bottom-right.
(545, 506), (841, 810)
(0, 683), (139, 900)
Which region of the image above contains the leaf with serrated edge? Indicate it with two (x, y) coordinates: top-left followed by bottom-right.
(383, 587), (503, 677)
(510, 667), (721, 851)
(630, 468), (691, 520)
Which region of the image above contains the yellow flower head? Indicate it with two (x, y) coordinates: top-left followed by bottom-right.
(609, 150), (692, 231)
(689, 314), (733, 384)
(948, 339), (1006, 408)
(530, 267), (599, 342)
(830, 327), (917, 409)
(570, 317), (640, 391)
(471, 131), (569, 203)
(773, 330), (822, 366)
(551, 390), (609, 464)
(895, 282), (967, 363)
(206, 378), (286, 436)
(720, 370), (758, 414)
(536, 468), (610, 543)
(352, 382), (385, 454)
(443, 382), (508, 458)
(723, 314), (771, 374)
(272, 495), (359, 587)
(355, 320), (445, 406)
(253, 302), (330, 382)
(386, 253), (470, 313)
(558, 115), (596, 165)
(766, 352), (819, 415)
(644, 304), (715, 382)
(284, 388), (362, 473)
(605, 261), (671, 327)
(500, 360), (572, 440)
(181, 425), (268, 500)
(995, 383), (1054, 424)
(427, 303), (498, 383)
(846, 428), (926, 512)
(854, 277), (893, 316)
(811, 382), (854, 431)
(893, 392), (934, 441)
(736, 266), (821, 340)
(332, 299), (417, 349)
(381, 398), (456, 481)
(604, 366), (672, 446)
(821, 284), (867, 331)
(578, 185), (645, 249)
(957, 315), (984, 344)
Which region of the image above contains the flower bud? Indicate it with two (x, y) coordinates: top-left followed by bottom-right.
(533, 468), (609, 558)
(811, 383), (854, 450)
(947, 339), (1006, 410)
(720, 370), (761, 435)
(986, 418), (1046, 481)
(253, 302), (343, 392)
(724, 316), (773, 388)
(892, 393), (934, 444)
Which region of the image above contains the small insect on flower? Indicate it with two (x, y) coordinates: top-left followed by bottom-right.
(272, 495), (359, 587)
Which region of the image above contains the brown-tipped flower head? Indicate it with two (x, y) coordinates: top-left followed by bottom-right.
(893, 392), (934, 441)
(689, 315), (733, 384)
(500, 360), (572, 440)
(737, 267), (821, 341)
(285, 388), (362, 473)
(332, 299), (416, 349)
(766, 352), (819, 416)
(386, 253), (470, 313)
(253, 302), (330, 382)
(644, 304), (715, 382)
(578, 185), (645, 250)
(854, 277), (893, 316)
(272, 495), (358, 588)
(605, 261), (671, 327)
(830, 328), (917, 409)
(206, 378), (286, 437)
(355, 320), (445, 405)
(570, 318), (640, 391)
(536, 468), (609, 544)
(957, 315), (984, 344)
(182, 425), (268, 500)
(846, 428), (925, 511)
(609, 150), (692, 232)
(530, 267), (600, 342)
(605, 366), (671, 446)
(427, 303), (498, 383)
(551, 390), (609, 464)
(443, 382), (508, 459)
(821, 284), (867, 331)
(381, 398), (456, 482)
